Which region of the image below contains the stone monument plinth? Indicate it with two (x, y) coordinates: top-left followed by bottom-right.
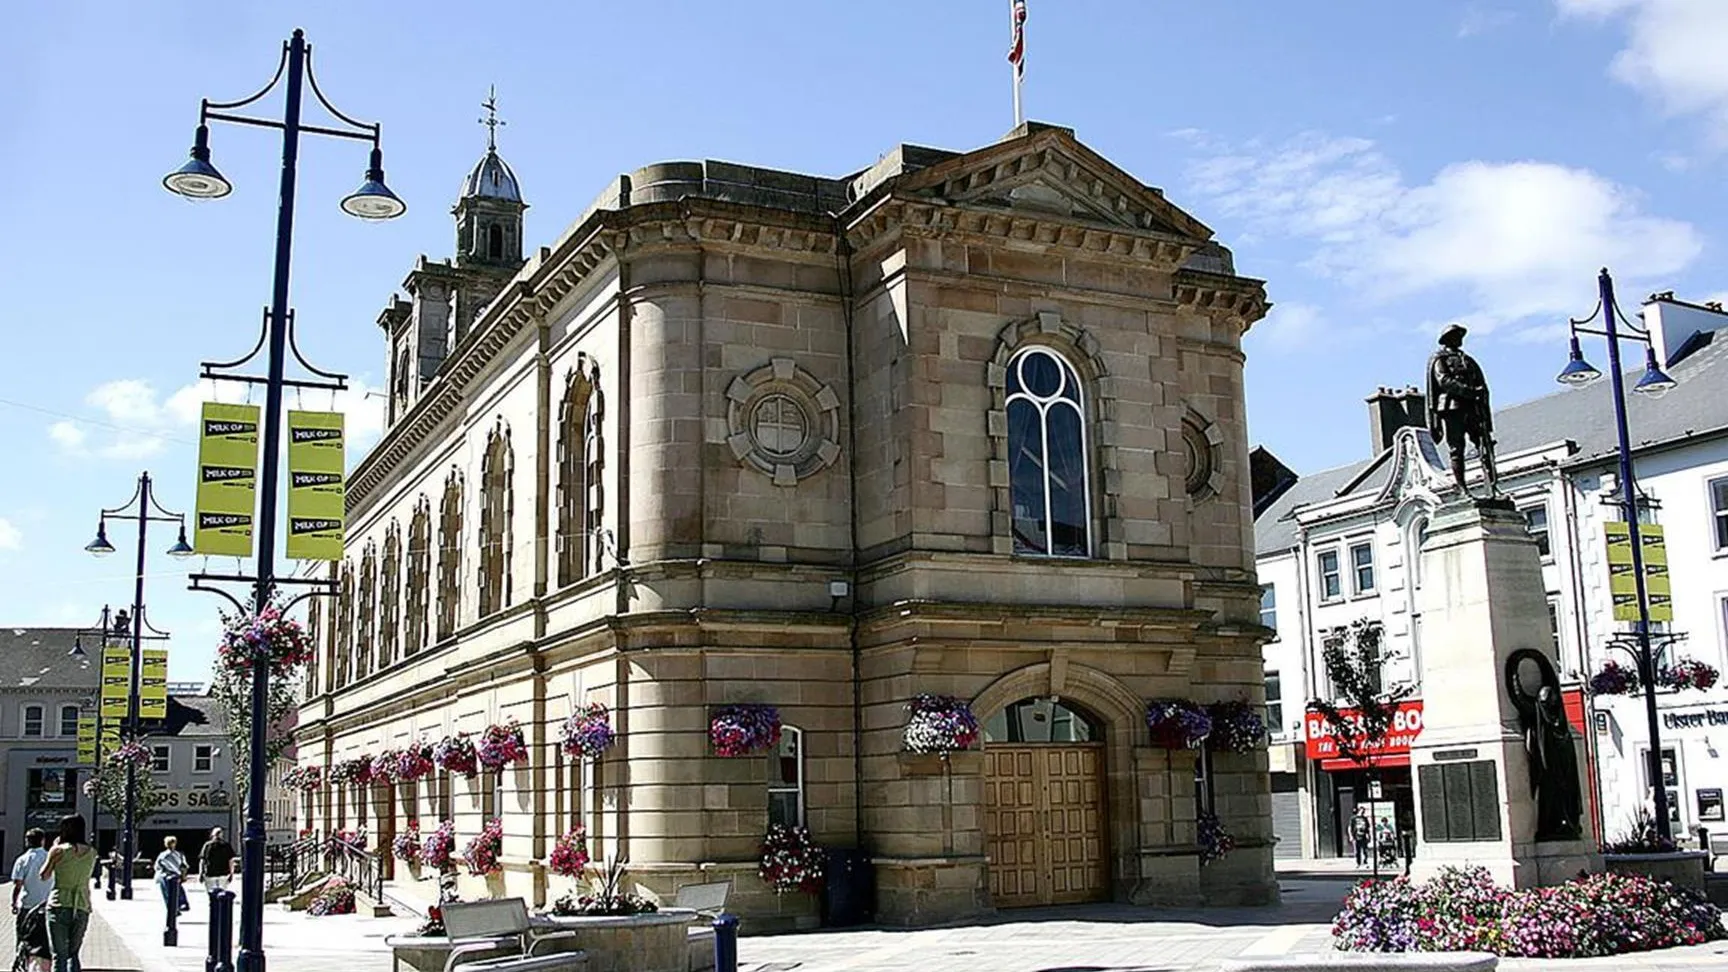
(1410, 499), (1601, 888)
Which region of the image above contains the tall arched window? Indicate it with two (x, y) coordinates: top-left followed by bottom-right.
(487, 224), (504, 260)
(478, 424), (513, 618)
(437, 471), (464, 639)
(357, 543), (377, 680)
(405, 497), (430, 656)
(556, 367), (598, 587)
(1005, 346), (1091, 557)
(379, 522), (401, 670)
(335, 560), (354, 689)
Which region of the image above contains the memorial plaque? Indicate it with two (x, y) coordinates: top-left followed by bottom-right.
(1419, 759), (1503, 842)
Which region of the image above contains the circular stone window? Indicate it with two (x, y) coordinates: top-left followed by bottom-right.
(725, 358), (842, 487)
(1182, 414), (1224, 499)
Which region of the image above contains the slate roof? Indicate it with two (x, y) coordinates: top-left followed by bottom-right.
(0, 628), (100, 691)
(158, 694), (227, 738)
(1254, 329), (1728, 557)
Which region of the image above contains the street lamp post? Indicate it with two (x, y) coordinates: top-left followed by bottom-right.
(85, 472), (194, 899)
(1558, 267), (1680, 844)
(164, 28), (402, 972)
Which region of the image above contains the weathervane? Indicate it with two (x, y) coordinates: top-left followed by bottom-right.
(479, 84), (505, 151)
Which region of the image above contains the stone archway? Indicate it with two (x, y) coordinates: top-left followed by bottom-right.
(971, 662), (1145, 906)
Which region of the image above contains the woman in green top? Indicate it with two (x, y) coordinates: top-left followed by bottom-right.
(38, 814), (95, 972)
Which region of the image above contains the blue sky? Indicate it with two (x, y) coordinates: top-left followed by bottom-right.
(2, 1), (1724, 679)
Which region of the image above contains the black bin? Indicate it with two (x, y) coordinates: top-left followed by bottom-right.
(820, 848), (875, 927)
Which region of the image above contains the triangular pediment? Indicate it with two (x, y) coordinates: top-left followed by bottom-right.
(893, 126), (1213, 242)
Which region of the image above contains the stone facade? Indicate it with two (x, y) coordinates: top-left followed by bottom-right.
(296, 121), (1274, 928)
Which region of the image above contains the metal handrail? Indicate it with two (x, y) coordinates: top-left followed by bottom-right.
(322, 835), (384, 904)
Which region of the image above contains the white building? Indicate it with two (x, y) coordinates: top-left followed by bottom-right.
(1255, 294), (1728, 859)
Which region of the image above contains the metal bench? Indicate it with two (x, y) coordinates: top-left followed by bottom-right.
(674, 882), (731, 972)
(441, 899), (586, 972)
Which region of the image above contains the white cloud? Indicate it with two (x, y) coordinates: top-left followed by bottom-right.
(48, 420), (87, 452)
(1183, 132), (1702, 333)
(1459, 4), (1516, 37)
(1250, 302), (1323, 350)
(0, 518), (20, 551)
(1558, 0), (1728, 144)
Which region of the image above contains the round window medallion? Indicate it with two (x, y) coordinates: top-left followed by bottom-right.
(725, 358), (843, 487)
(1182, 416), (1221, 499)
(751, 394), (810, 459)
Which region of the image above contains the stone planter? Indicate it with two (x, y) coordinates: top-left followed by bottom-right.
(1604, 851), (1709, 893)
(385, 936), (515, 972)
(533, 908), (697, 972)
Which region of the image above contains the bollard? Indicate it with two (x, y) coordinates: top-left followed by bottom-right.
(712, 913), (739, 972)
(207, 888), (235, 972)
(106, 859), (117, 901)
(163, 875), (180, 947)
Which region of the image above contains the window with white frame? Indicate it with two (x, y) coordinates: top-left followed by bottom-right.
(1264, 670), (1284, 735)
(194, 744), (214, 773)
(1260, 584), (1277, 633)
(1547, 599), (1562, 659)
(767, 726), (804, 828)
(1317, 549), (1342, 600)
(1350, 542), (1376, 594)
(150, 745), (170, 773)
(1005, 346), (1092, 558)
(1524, 504), (1552, 558)
(58, 705), (79, 738)
(1713, 478), (1728, 552)
(22, 705), (43, 737)
(1409, 517), (1429, 589)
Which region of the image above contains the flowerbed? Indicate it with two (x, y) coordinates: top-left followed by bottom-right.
(560, 703), (615, 760)
(1205, 700), (1267, 753)
(1333, 866), (1725, 958)
(464, 818), (504, 876)
(308, 878), (356, 917)
(1145, 699), (1211, 749)
(478, 721), (528, 771)
(902, 694), (980, 754)
(759, 824), (824, 894)
(710, 704), (781, 757)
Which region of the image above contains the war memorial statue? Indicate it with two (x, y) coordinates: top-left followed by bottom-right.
(1426, 323), (1500, 497)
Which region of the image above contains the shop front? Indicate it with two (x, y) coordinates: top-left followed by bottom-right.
(1304, 700), (1424, 862)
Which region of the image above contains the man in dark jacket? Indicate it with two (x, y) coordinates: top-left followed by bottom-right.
(198, 828), (237, 892)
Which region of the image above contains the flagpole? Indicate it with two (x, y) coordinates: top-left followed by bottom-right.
(1009, 0), (1026, 128)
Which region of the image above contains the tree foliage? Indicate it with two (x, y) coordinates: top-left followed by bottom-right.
(1309, 618), (1415, 765)
(85, 766), (168, 825)
(211, 663), (301, 798)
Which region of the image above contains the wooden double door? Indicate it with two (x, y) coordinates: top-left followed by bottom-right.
(983, 744), (1109, 907)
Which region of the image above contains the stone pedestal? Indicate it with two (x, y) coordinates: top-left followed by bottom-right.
(1410, 499), (1602, 889)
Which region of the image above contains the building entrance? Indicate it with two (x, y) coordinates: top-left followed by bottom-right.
(981, 697), (1108, 907)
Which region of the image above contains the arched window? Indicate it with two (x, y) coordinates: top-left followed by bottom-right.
(767, 726), (804, 828)
(556, 367), (599, 587)
(487, 224), (504, 260)
(983, 697), (1101, 743)
(437, 471), (464, 639)
(357, 543), (377, 680)
(405, 497), (430, 656)
(335, 560), (354, 689)
(1005, 346), (1091, 557)
(394, 347), (412, 416)
(58, 704), (79, 737)
(22, 704), (42, 737)
(478, 424), (513, 618)
(1409, 516), (1430, 590)
(379, 522), (401, 669)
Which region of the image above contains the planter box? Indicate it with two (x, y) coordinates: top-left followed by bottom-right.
(534, 908), (697, 972)
(1604, 851), (1709, 893)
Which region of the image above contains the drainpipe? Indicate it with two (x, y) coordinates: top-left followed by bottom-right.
(831, 212), (866, 851)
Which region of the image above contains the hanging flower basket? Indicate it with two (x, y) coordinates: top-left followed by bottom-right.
(547, 825), (590, 878)
(346, 758), (376, 786)
(477, 721), (529, 772)
(395, 742), (436, 782)
(758, 824), (825, 895)
(1658, 658), (1721, 693)
(434, 734), (479, 778)
(1146, 699), (1212, 750)
(463, 818), (504, 876)
(559, 703), (615, 761)
(110, 739), (152, 771)
(711, 704), (782, 757)
(393, 824), (422, 865)
(370, 750), (401, 785)
(902, 694), (980, 755)
(282, 765), (323, 792)
(1590, 660), (1640, 696)
(1206, 701), (1268, 753)
(216, 603), (315, 677)
(423, 820), (456, 872)
(1198, 810), (1236, 866)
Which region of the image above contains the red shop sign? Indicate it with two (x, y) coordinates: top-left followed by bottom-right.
(1304, 699), (1424, 761)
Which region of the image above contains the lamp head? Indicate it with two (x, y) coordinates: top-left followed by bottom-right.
(1633, 346), (1678, 399)
(1557, 335), (1602, 387)
(162, 124), (232, 200)
(166, 525), (195, 559)
(340, 147), (406, 220)
(85, 520), (115, 557)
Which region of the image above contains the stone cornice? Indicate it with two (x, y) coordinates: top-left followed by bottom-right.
(1174, 268), (1271, 333)
(845, 196), (1200, 273)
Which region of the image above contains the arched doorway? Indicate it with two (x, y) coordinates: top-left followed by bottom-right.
(982, 697), (1109, 907)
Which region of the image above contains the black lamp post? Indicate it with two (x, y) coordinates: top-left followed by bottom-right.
(1558, 267), (1680, 843)
(164, 28), (401, 972)
(85, 472), (193, 899)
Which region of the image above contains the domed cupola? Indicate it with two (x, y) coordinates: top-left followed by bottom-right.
(453, 87), (527, 270)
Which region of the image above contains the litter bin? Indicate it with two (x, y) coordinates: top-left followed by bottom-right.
(819, 848), (874, 927)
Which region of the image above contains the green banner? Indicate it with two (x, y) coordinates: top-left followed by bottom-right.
(141, 648), (168, 720)
(286, 410), (345, 562)
(77, 716), (96, 765)
(194, 402), (261, 557)
(100, 646), (130, 720)
(1606, 521), (1673, 623)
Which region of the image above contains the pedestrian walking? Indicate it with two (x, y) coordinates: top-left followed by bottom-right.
(153, 837), (190, 916)
(38, 815), (96, 972)
(198, 828), (236, 895)
(9, 829), (51, 972)
(1350, 806), (1370, 866)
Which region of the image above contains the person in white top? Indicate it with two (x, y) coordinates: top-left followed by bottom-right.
(10, 828), (52, 972)
(153, 836), (190, 915)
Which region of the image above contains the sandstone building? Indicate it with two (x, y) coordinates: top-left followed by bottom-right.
(296, 120), (1274, 927)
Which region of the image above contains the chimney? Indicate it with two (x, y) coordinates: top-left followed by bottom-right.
(1366, 385), (1426, 455)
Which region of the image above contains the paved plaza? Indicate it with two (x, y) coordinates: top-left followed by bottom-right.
(2, 874), (1723, 972)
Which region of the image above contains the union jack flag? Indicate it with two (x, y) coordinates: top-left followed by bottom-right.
(1008, 0), (1027, 78)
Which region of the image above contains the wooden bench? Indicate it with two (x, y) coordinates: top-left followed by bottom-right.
(440, 899), (586, 972)
(674, 882), (731, 972)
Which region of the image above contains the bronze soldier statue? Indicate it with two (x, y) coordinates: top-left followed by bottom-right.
(1426, 323), (1499, 497)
